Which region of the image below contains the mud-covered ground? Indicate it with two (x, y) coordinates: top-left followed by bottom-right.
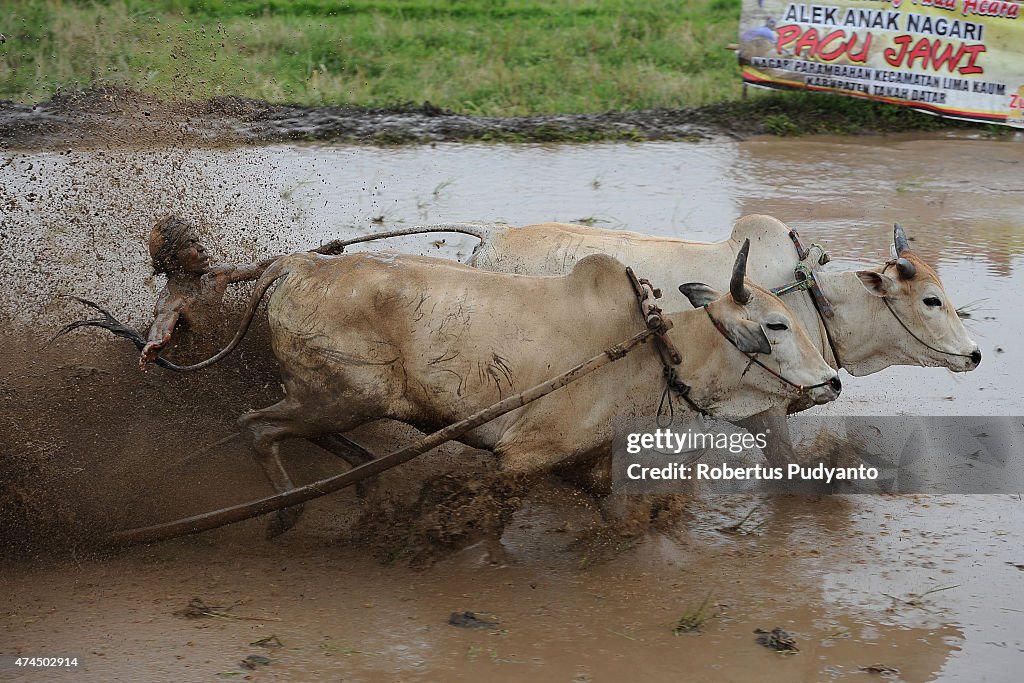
(2, 116), (1023, 681)
(0, 87), (992, 151)
(9, 493), (1018, 683)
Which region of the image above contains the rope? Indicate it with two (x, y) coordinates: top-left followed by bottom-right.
(882, 298), (976, 359)
(626, 267), (708, 423)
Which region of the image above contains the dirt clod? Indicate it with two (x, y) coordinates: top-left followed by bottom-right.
(860, 664), (900, 676)
(240, 654), (271, 669)
(448, 612), (500, 629)
(755, 628), (799, 653)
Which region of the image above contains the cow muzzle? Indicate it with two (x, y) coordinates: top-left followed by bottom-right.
(948, 344), (982, 372)
(807, 375), (842, 405)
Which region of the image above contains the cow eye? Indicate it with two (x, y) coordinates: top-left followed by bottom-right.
(766, 322), (788, 331)
(923, 296), (942, 308)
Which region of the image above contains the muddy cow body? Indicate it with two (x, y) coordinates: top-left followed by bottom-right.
(207, 247), (839, 536)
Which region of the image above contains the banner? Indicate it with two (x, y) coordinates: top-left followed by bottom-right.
(738, 0), (1024, 127)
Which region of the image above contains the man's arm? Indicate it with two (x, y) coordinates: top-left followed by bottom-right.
(208, 256), (280, 285)
(140, 289), (185, 370)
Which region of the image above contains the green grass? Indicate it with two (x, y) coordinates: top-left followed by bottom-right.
(1, 0), (997, 134)
(0, 0), (744, 114)
(672, 593), (719, 635)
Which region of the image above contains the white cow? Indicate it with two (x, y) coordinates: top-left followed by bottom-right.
(185, 243), (840, 538)
(462, 215), (980, 467)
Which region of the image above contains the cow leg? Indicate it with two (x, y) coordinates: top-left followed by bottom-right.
(238, 399), (358, 539)
(309, 433), (379, 498)
(551, 437), (696, 536)
(311, 433), (376, 468)
(738, 409), (797, 468)
(422, 442), (547, 563)
(552, 451), (612, 496)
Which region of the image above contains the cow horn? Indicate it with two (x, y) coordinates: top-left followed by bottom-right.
(731, 238), (752, 305)
(896, 256), (916, 279)
(894, 223), (910, 255)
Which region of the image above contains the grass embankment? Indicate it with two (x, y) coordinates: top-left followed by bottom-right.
(0, 0), (981, 134)
(2, 0), (742, 114)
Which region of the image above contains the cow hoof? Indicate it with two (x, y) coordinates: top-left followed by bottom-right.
(265, 505), (304, 539)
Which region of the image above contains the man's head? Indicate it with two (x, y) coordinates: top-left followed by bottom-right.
(149, 214), (210, 275)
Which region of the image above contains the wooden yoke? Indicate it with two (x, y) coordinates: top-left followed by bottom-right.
(626, 266), (682, 365)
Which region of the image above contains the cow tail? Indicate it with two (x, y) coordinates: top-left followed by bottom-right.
(164, 258), (293, 372)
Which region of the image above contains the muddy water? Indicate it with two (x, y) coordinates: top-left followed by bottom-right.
(2, 134), (1023, 681)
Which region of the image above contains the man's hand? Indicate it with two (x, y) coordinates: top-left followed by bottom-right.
(139, 340), (164, 371)
(201, 265), (234, 288)
(143, 296), (182, 371)
(314, 240), (346, 256)
(201, 259), (279, 286)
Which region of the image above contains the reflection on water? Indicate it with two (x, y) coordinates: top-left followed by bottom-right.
(834, 494), (1024, 682)
(731, 135), (1024, 274)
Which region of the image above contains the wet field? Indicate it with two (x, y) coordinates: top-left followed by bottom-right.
(2, 133), (1023, 681)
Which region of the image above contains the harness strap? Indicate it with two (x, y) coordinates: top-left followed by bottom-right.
(625, 267), (710, 419)
(788, 229), (810, 261)
(771, 230), (844, 369)
(794, 265), (844, 369)
(789, 230), (831, 266)
(881, 298), (973, 358)
(769, 277), (814, 297)
(659, 364), (709, 421)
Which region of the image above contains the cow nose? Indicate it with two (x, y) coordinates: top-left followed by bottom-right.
(970, 349), (982, 366)
(828, 376), (842, 394)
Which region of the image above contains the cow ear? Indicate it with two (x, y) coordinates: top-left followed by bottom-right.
(724, 317), (770, 356)
(856, 271), (897, 297)
(678, 283), (721, 308)
(727, 319), (772, 355)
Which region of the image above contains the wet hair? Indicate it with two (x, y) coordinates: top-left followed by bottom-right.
(149, 214), (196, 275)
